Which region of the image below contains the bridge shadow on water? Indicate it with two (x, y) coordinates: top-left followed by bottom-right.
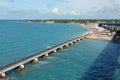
(80, 31), (120, 80)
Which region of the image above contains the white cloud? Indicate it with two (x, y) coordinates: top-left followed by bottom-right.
(71, 10), (80, 16)
(95, 1), (120, 15)
(1, 0), (120, 19)
(52, 8), (60, 15)
(52, 8), (81, 16)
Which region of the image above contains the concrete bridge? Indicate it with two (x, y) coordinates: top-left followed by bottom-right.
(0, 32), (90, 78)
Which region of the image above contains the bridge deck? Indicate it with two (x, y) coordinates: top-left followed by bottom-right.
(0, 32), (89, 74)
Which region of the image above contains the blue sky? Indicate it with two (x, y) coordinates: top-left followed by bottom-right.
(0, 0), (120, 19)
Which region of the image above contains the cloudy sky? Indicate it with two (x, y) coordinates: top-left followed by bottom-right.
(0, 0), (120, 19)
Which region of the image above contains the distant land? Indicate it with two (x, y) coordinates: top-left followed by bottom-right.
(24, 19), (120, 24)
(24, 19), (120, 43)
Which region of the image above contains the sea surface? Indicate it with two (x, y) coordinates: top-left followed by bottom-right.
(0, 20), (120, 80)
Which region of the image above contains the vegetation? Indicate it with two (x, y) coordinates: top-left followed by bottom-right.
(24, 19), (120, 25)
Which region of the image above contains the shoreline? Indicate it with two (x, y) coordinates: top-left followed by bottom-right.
(80, 23), (113, 41)
(26, 20), (113, 41)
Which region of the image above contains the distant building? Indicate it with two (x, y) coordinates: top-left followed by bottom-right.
(98, 23), (120, 31)
(46, 21), (55, 24)
(99, 23), (120, 27)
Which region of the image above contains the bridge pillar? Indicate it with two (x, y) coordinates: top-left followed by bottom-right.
(43, 53), (48, 57)
(18, 64), (24, 70)
(80, 37), (84, 40)
(76, 39), (80, 42)
(84, 36), (86, 39)
(58, 47), (63, 51)
(51, 50), (57, 54)
(73, 41), (76, 44)
(69, 42), (73, 46)
(66, 44), (69, 47)
(0, 73), (5, 78)
(63, 44), (69, 48)
(31, 58), (38, 63)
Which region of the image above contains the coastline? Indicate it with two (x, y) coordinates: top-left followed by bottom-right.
(80, 23), (113, 41)
(25, 20), (113, 41)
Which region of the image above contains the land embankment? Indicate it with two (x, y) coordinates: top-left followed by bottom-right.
(81, 23), (113, 41)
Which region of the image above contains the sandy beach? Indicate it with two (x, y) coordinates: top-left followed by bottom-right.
(81, 23), (113, 41)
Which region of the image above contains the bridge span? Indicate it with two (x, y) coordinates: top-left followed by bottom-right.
(0, 32), (90, 78)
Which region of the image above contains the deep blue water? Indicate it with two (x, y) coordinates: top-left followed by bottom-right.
(0, 20), (120, 80)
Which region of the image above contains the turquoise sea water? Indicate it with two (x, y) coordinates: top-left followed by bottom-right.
(0, 20), (87, 66)
(0, 20), (120, 80)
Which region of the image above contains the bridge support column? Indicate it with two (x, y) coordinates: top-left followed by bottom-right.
(63, 44), (69, 48)
(66, 44), (69, 47)
(69, 42), (73, 46)
(84, 36), (86, 39)
(73, 41), (76, 44)
(43, 53), (48, 57)
(76, 39), (80, 42)
(18, 64), (24, 70)
(51, 50), (57, 54)
(31, 58), (38, 63)
(80, 37), (84, 40)
(0, 73), (5, 78)
(59, 47), (63, 51)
